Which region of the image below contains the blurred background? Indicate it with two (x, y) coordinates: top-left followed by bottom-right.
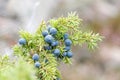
(0, 0), (120, 80)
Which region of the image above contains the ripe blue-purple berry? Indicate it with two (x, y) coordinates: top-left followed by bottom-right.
(47, 25), (52, 32)
(35, 62), (40, 68)
(64, 46), (71, 51)
(44, 46), (52, 50)
(42, 30), (48, 37)
(55, 41), (59, 45)
(67, 51), (73, 58)
(56, 78), (60, 80)
(51, 41), (59, 47)
(63, 52), (67, 57)
(45, 35), (54, 44)
(63, 33), (69, 40)
(19, 38), (26, 45)
(32, 54), (39, 61)
(50, 28), (57, 35)
(53, 49), (60, 56)
(64, 39), (72, 46)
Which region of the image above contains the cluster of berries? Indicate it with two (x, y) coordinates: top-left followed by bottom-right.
(42, 26), (60, 57)
(19, 38), (41, 68)
(32, 53), (40, 68)
(18, 26), (73, 69)
(42, 25), (73, 58)
(63, 33), (73, 58)
(18, 25), (73, 80)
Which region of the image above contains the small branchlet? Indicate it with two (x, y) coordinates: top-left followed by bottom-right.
(12, 12), (102, 80)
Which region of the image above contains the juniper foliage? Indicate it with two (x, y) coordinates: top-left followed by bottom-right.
(0, 13), (102, 80)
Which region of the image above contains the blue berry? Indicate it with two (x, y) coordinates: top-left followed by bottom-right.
(64, 46), (71, 51)
(44, 46), (52, 50)
(42, 30), (48, 37)
(67, 51), (73, 58)
(64, 39), (72, 46)
(35, 62), (40, 68)
(53, 49), (60, 56)
(45, 35), (54, 44)
(50, 28), (57, 35)
(63, 52), (67, 57)
(51, 41), (59, 47)
(56, 78), (60, 80)
(19, 38), (26, 45)
(63, 33), (69, 40)
(32, 54), (39, 61)
(55, 41), (59, 45)
(47, 25), (52, 32)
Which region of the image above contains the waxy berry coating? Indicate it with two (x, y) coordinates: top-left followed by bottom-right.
(19, 38), (26, 45)
(47, 25), (52, 32)
(50, 28), (57, 35)
(35, 62), (40, 68)
(32, 54), (39, 61)
(64, 39), (72, 46)
(63, 33), (69, 40)
(64, 46), (71, 51)
(42, 30), (48, 37)
(67, 51), (73, 58)
(63, 52), (67, 57)
(44, 46), (52, 50)
(51, 41), (59, 47)
(53, 49), (60, 56)
(56, 78), (60, 80)
(45, 35), (54, 44)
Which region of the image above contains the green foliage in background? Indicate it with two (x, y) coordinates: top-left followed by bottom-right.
(0, 56), (36, 80)
(0, 13), (102, 80)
